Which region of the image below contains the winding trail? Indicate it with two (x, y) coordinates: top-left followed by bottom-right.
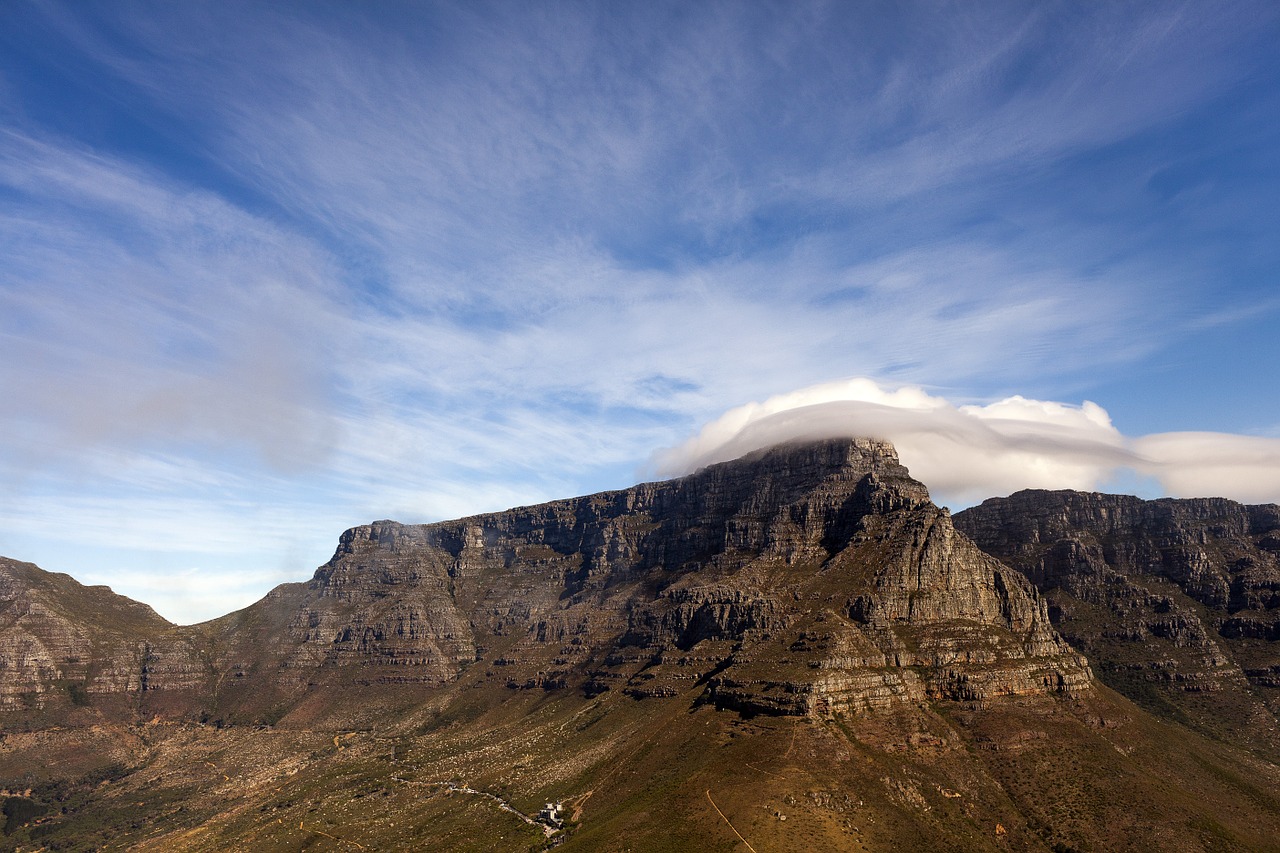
(569, 790), (593, 823)
(288, 818), (367, 851)
(391, 776), (560, 838)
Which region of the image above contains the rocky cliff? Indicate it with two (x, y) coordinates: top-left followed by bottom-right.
(955, 490), (1280, 753)
(216, 438), (1090, 720)
(13, 444), (1280, 853)
(1, 439), (1090, 723)
(0, 558), (208, 716)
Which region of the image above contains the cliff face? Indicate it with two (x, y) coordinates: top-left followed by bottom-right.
(204, 438), (1089, 720)
(0, 439), (1090, 722)
(0, 558), (207, 713)
(955, 490), (1280, 751)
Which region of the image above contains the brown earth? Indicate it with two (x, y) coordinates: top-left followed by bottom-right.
(1, 440), (1278, 850)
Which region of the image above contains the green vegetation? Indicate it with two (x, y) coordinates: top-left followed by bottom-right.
(2, 796), (47, 835)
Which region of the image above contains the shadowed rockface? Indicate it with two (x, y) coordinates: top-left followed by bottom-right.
(956, 489), (1280, 758)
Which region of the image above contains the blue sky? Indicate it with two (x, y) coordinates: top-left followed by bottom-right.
(2, 1), (1279, 622)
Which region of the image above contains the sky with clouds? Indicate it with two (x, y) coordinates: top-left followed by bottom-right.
(2, 1), (1278, 623)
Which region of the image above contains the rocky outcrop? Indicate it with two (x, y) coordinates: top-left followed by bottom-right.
(1, 439), (1091, 722)
(697, 493), (1091, 717)
(956, 490), (1280, 750)
(0, 558), (207, 713)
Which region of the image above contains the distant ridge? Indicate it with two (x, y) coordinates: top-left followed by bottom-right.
(957, 488), (1280, 760)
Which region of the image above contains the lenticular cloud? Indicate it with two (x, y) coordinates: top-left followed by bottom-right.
(654, 379), (1280, 506)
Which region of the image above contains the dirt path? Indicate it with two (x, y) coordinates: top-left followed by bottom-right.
(287, 817), (368, 851)
(391, 776), (561, 838)
(569, 790), (593, 823)
(705, 789), (759, 853)
(783, 718), (800, 759)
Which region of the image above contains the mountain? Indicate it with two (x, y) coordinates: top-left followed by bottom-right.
(0, 556), (204, 719)
(202, 437), (1092, 724)
(955, 489), (1280, 760)
(3, 439), (1091, 725)
(2, 439), (1280, 852)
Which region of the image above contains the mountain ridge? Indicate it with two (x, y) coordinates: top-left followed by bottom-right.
(955, 487), (1280, 760)
(1, 438), (1091, 725)
(3, 439), (1280, 851)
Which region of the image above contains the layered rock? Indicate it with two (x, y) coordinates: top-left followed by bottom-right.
(956, 490), (1280, 749)
(210, 438), (1090, 719)
(1, 439), (1092, 722)
(0, 558), (206, 713)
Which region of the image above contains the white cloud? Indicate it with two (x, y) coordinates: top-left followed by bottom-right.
(0, 130), (344, 475)
(3, 3), (1276, 624)
(1133, 432), (1280, 505)
(655, 379), (1280, 508)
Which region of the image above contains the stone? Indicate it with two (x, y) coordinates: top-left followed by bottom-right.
(2, 438), (1091, 724)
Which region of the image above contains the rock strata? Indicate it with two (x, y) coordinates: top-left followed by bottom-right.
(1, 439), (1091, 722)
(956, 490), (1280, 750)
(0, 558), (205, 714)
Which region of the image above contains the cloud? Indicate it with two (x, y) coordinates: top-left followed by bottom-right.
(3, 3), (1277, 624)
(0, 129), (343, 474)
(1133, 433), (1280, 504)
(655, 379), (1280, 507)
(4, 4), (1245, 451)
(39, 1), (1271, 275)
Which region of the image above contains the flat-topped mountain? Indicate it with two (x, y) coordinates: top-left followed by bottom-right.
(3, 440), (1280, 852)
(207, 437), (1088, 723)
(2, 438), (1089, 724)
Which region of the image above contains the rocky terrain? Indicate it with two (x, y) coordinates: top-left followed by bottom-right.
(956, 490), (1280, 758)
(1, 439), (1279, 851)
(0, 558), (206, 719)
(2, 439), (1092, 725)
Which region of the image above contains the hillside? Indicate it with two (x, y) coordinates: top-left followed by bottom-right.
(1, 440), (1279, 851)
(956, 490), (1280, 761)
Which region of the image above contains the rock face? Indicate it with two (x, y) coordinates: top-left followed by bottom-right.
(0, 439), (1090, 722)
(203, 438), (1092, 720)
(21, 450), (1280, 853)
(955, 490), (1280, 750)
(0, 558), (206, 714)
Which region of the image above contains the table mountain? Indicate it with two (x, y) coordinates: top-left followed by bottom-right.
(3, 440), (1280, 852)
(2, 439), (1089, 725)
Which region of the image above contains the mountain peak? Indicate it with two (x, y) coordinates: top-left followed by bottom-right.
(8, 448), (1280, 851)
(692, 435), (925, 497)
(704, 434), (903, 470)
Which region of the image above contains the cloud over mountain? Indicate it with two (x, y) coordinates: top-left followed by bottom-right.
(656, 379), (1280, 507)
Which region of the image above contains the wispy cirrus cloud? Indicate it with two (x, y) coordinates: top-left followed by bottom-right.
(0, 130), (343, 472)
(41, 2), (1271, 264)
(1, 2), (1277, 621)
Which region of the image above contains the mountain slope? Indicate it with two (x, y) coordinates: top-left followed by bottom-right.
(2, 441), (1280, 851)
(955, 489), (1280, 759)
(0, 557), (208, 719)
(201, 438), (1090, 725)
